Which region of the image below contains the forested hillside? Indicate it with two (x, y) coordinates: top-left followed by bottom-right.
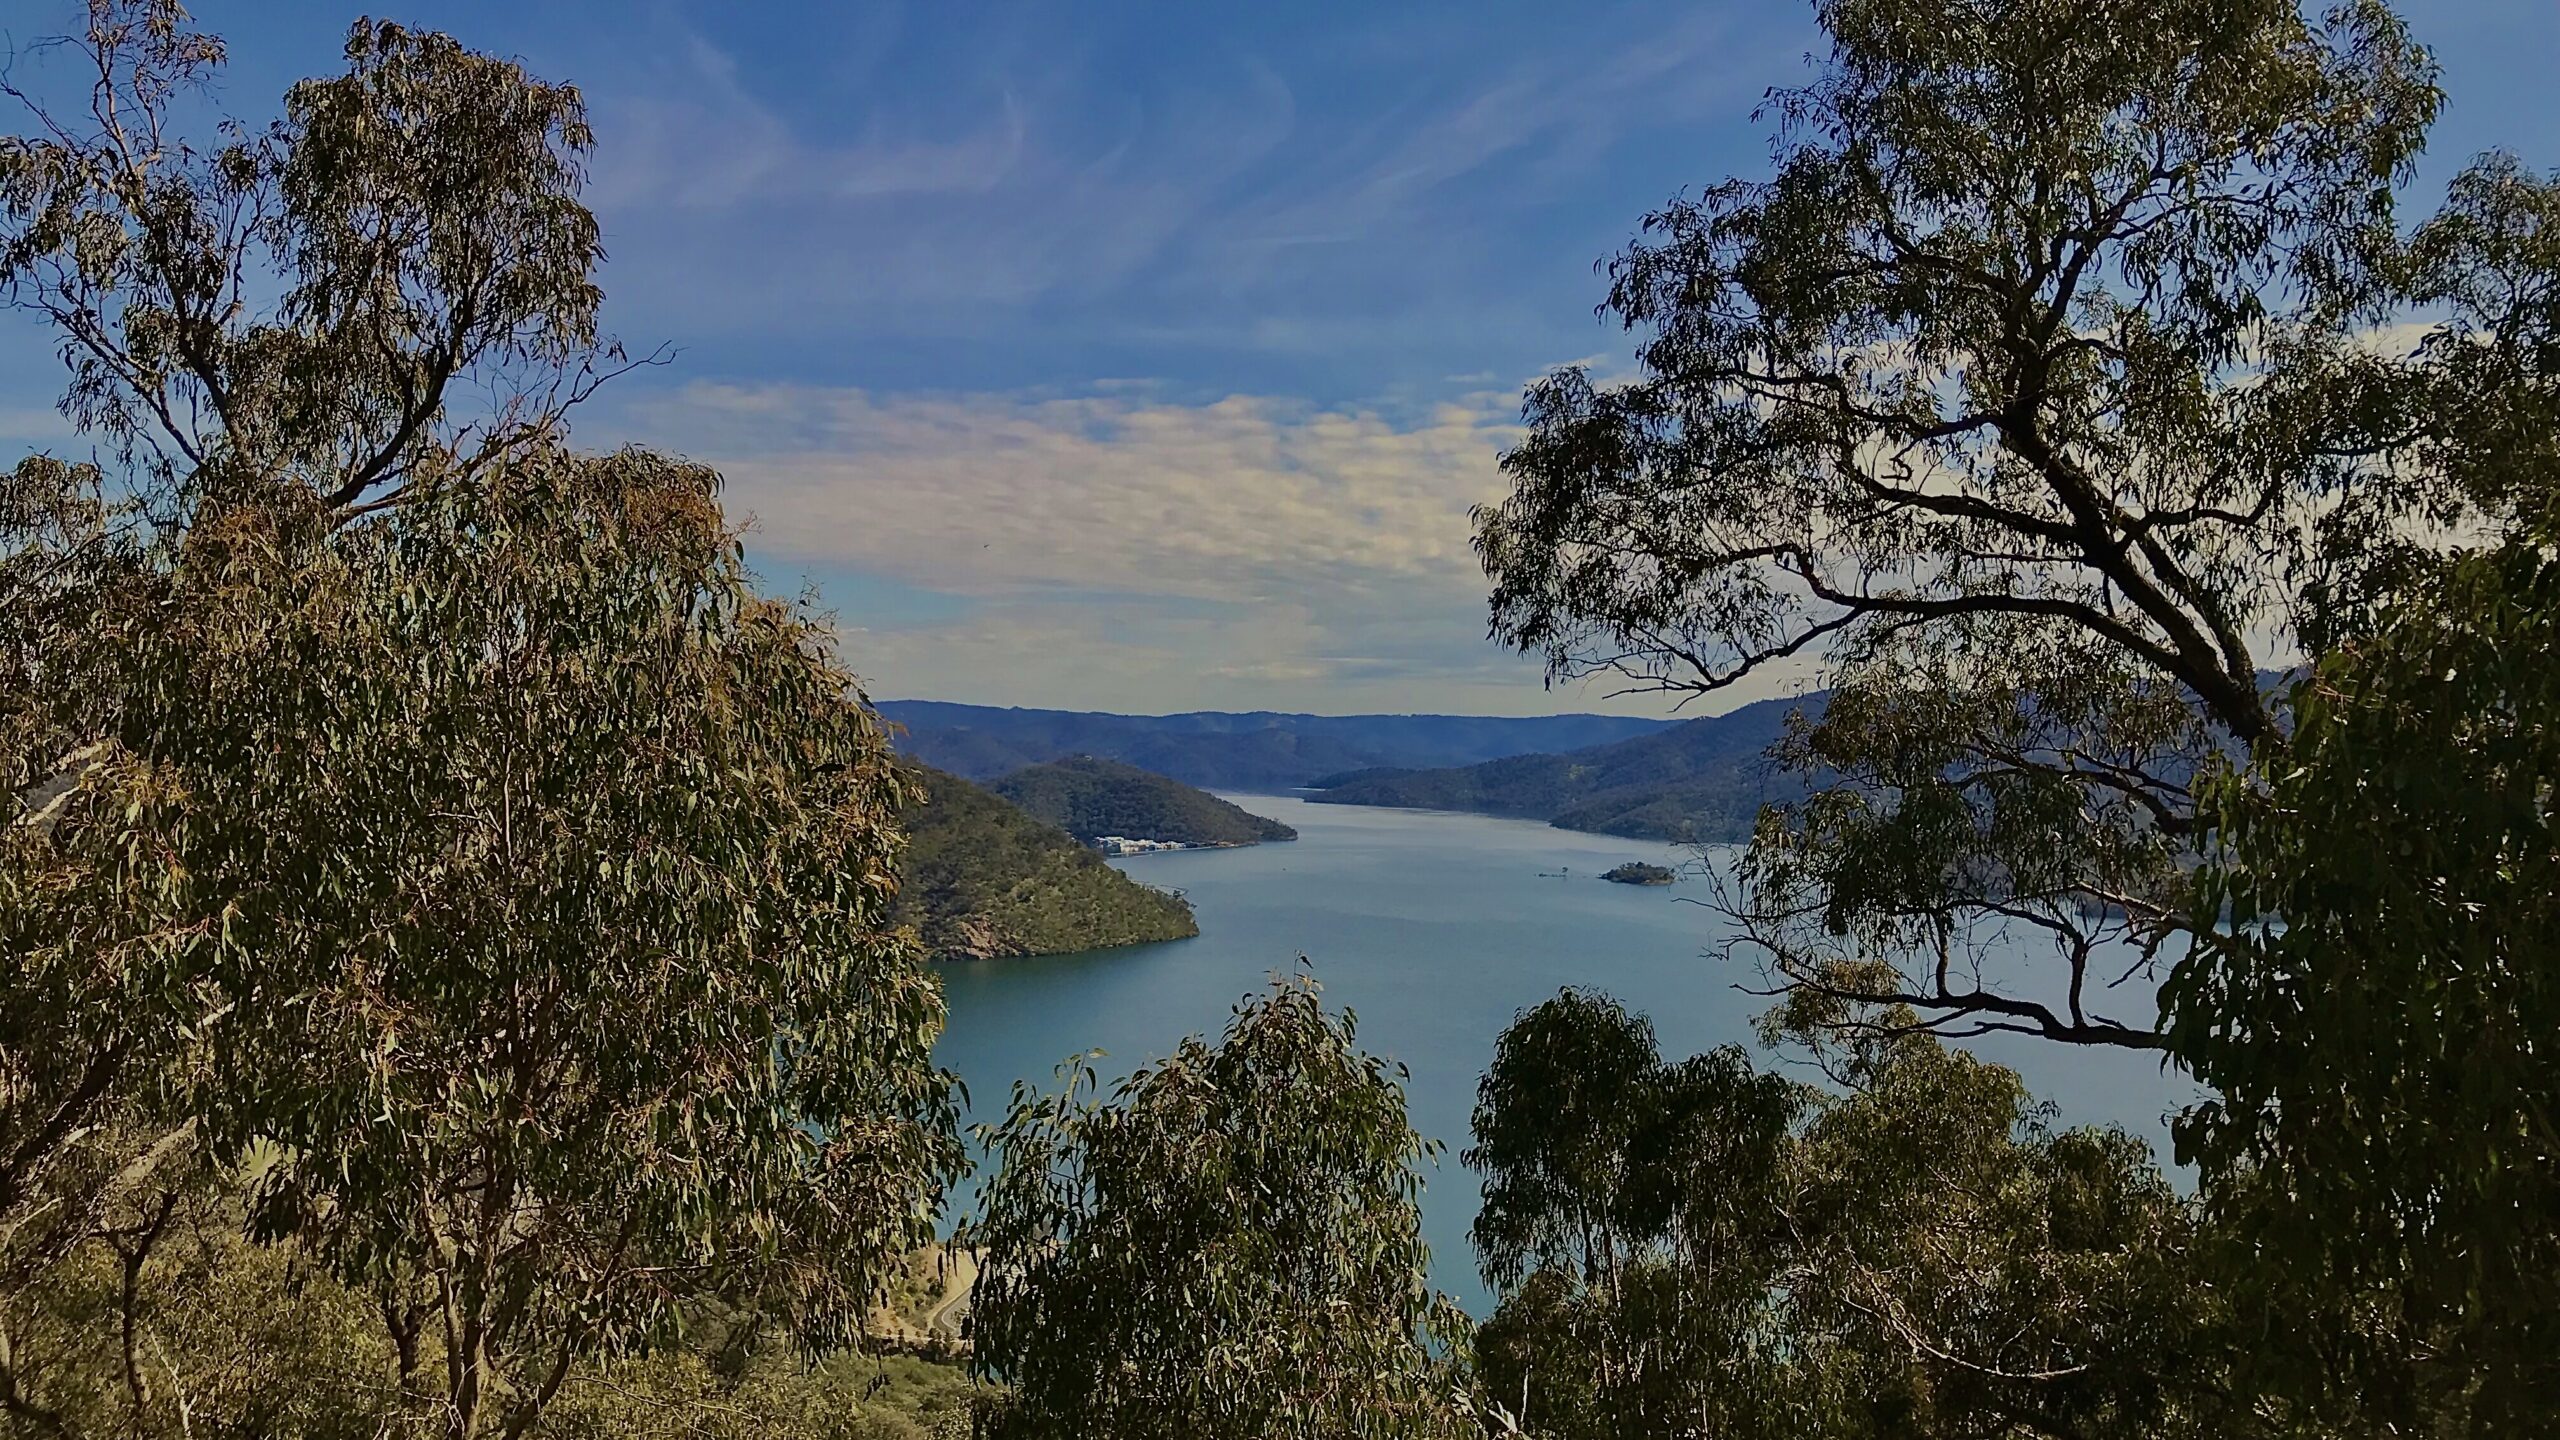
(1309, 693), (1819, 841)
(894, 766), (1199, 958)
(991, 756), (1297, 845)
(877, 700), (1677, 789)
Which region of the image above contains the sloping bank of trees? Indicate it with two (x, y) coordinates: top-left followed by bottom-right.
(2, 1), (2552, 1437)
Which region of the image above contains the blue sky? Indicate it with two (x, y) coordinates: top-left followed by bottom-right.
(6, 1), (2558, 715)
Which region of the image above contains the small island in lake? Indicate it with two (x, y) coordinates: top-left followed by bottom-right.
(1601, 861), (1678, 886)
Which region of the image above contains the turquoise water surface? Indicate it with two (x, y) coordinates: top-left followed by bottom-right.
(933, 792), (2199, 1312)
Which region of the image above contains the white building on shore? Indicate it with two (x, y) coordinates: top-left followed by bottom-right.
(1093, 836), (1195, 856)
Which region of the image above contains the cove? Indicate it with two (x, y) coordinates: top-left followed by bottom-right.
(933, 792), (2200, 1313)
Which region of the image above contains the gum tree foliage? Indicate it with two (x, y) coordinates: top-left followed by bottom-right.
(3, 9), (962, 1438)
(2159, 155), (2560, 1432)
(2168, 525), (2560, 1430)
(0, 1), (615, 512)
(1789, 1030), (2223, 1439)
(1467, 0), (2554, 1047)
(0, 452), (198, 1438)
(2, 1146), (401, 1439)
(0, 456), (156, 1326)
(8, 450), (965, 1440)
(1466, 990), (1802, 1437)
(181, 457), (958, 1439)
(967, 978), (1466, 1440)
(1, 0), (621, 1291)
(1470, 991), (2222, 1439)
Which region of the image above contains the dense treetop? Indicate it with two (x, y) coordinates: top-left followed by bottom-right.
(1475, 0), (2559, 1057)
(2, 10), (957, 1436)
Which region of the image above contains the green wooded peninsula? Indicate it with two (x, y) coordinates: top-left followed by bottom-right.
(894, 765), (1198, 959)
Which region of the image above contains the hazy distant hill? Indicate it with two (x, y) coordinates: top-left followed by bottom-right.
(992, 757), (1297, 846)
(1307, 694), (1824, 842)
(1304, 765), (1418, 790)
(893, 765), (1197, 960)
(875, 701), (1681, 791)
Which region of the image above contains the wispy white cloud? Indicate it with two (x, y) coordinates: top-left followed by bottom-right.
(511, 1), (1807, 711)
(582, 18), (1300, 320)
(624, 379), (1521, 605)
(590, 375), (1771, 715)
(572, 4), (1769, 347)
(591, 34), (1032, 211)
(1216, 9), (1749, 256)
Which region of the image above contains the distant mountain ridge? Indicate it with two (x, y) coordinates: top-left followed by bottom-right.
(1301, 677), (2287, 842)
(876, 701), (1682, 790)
(1306, 693), (1826, 842)
(992, 757), (1297, 847)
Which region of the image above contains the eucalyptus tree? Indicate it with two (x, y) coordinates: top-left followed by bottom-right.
(968, 978), (1466, 1440)
(1465, 989), (1673, 1295)
(0, 456), (152, 1280)
(1, 0), (623, 1267)
(1467, 991), (1802, 1438)
(1786, 1028), (2221, 1439)
(3, 9), (963, 1438)
(1471, 0), (2524, 1047)
(10, 445), (966, 1440)
(1477, 0), (2560, 1423)
(2153, 157), (2560, 1429)
(0, 1), (616, 516)
(2170, 518), (2560, 1430)
(1469, 991), (2222, 1439)
(181, 455), (961, 1439)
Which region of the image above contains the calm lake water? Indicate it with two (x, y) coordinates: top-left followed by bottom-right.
(934, 792), (2200, 1312)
